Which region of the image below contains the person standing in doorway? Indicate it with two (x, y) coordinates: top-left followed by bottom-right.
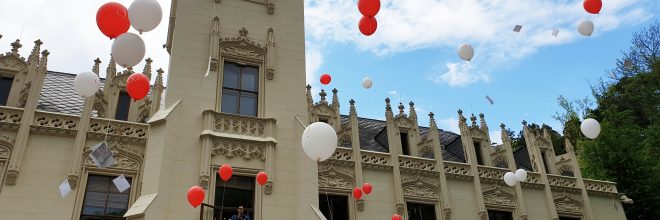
(230, 206), (251, 220)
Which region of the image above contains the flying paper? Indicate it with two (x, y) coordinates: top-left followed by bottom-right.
(90, 141), (116, 168)
(552, 28), (559, 37)
(113, 175), (131, 193)
(204, 56), (212, 77)
(486, 95), (494, 105)
(513, 25), (522, 32)
(59, 179), (72, 198)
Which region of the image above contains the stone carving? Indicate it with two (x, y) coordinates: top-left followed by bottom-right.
(221, 46), (264, 60)
(554, 194), (582, 215)
(548, 175), (577, 189)
(493, 156), (508, 168)
(87, 119), (148, 144)
(211, 138), (266, 161)
(357, 199), (365, 211)
(584, 179), (617, 194)
(264, 180), (273, 195)
(558, 165), (574, 177)
(402, 175), (439, 199)
(399, 156), (436, 172)
(361, 151), (390, 169)
(0, 145), (10, 158)
(0, 108), (23, 130)
(396, 203), (405, 215)
(318, 164), (354, 190)
(418, 143), (434, 158)
(338, 132), (351, 148)
(478, 166), (508, 180)
(4, 169), (18, 185)
(30, 113), (79, 136)
(0, 53), (27, 71)
(330, 148), (352, 162)
(482, 185), (516, 207)
(18, 82), (30, 108)
(444, 161), (471, 179)
(199, 175), (210, 188)
(215, 113), (267, 137)
(220, 27), (266, 62)
(443, 208), (452, 220)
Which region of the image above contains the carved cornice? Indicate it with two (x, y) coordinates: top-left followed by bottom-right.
(318, 163), (355, 191)
(401, 175), (439, 200)
(30, 111), (79, 136)
(0, 52), (27, 72)
(548, 174), (580, 193)
(210, 137), (266, 161)
(87, 119), (148, 145)
(553, 193), (583, 215)
(220, 27), (266, 62)
(399, 155), (437, 176)
(0, 106), (23, 130)
(361, 150), (392, 170)
(444, 161), (472, 180)
(482, 184), (516, 208)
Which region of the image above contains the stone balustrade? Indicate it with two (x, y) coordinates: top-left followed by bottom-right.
(477, 165), (509, 183)
(361, 150), (391, 170)
(30, 111), (79, 136)
(584, 179), (618, 196)
(444, 161), (471, 180)
(0, 106), (23, 130)
(399, 155), (437, 174)
(87, 118), (148, 144)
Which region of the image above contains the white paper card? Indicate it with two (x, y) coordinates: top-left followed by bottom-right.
(113, 175), (131, 193)
(552, 28), (559, 37)
(90, 142), (115, 168)
(204, 56), (212, 77)
(59, 179), (72, 198)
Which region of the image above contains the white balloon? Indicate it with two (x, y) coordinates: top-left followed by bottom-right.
(301, 122), (338, 162)
(74, 71), (101, 98)
(514, 169), (527, 182)
(503, 172), (518, 186)
(457, 44), (474, 61)
(581, 118), (601, 139)
(362, 77), (373, 89)
(129, 0), (163, 33)
(578, 20), (594, 36)
(111, 33), (146, 68)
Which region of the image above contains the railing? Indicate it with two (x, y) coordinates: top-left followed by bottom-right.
(521, 171), (544, 188)
(88, 118), (148, 144)
(210, 111), (276, 138)
(361, 150), (391, 169)
(330, 147), (353, 162)
(444, 161), (471, 180)
(547, 174), (579, 192)
(477, 165), (509, 182)
(0, 106), (23, 130)
(584, 179), (618, 195)
(399, 155), (436, 172)
(30, 111), (80, 136)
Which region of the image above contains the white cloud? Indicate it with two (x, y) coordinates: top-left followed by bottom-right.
(490, 131), (503, 145)
(305, 0), (652, 86)
(438, 117), (460, 134)
(0, 0), (171, 83)
(428, 61), (489, 87)
(388, 90), (398, 95)
(305, 41), (323, 85)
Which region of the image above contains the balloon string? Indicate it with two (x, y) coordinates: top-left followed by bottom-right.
(220, 180), (226, 219)
(325, 188), (333, 220)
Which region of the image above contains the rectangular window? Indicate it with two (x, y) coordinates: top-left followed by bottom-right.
(115, 91), (131, 121)
(221, 62), (259, 117)
(488, 210), (513, 220)
(559, 217), (581, 220)
(400, 132), (410, 155)
(407, 202), (436, 220)
(319, 118), (329, 124)
(474, 140), (484, 165)
(0, 77), (13, 106)
(319, 194), (349, 220)
(80, 175), (132, 219)
(214, 175), (255, 220)
(541, 151), (550, 173)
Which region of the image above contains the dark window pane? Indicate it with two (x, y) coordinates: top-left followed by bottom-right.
(474, 140), (484, 165)
(241, 66), (258, 92)
(407, 202), (436, 220)
(559, 217), (581, 220)
(214, 175), (255, 220)
(488, 210), (513, 220)
(221, 89), (239, 114)
(400, 132), (410, 155)
(223, 62), (240, 89)
(81, 175), (131, 219)
(319, 194), (349, 220)
(239, 93), (257, 116)
(0, 77), (14, 106)
(115, 91), (131, 121)
(541, 151), (550, 173)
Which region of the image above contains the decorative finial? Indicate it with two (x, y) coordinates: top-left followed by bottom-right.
(522, 120), (528, 126)
(349, 99), (355, 106)
(41, 50), (49, 57)
(409, 101), (415, 108)
(332, 88), (338, 95)
(398, 102), (405, 115)
(93, 58), (102, 75)
(479, 113), (484, 119)
(429, 112), (437, 128)
(458, 109), (463, 115)
(156, 68), (164, 87)
(94, 58), (102, 64)
(239, 27), (248, 39)
(470, 114), (477, 126)
(306, 84), (311, 90)
(10, 39), (22, 55)
(349, 99), (357, 116)
(429, 112), (434, 119)
(385, 98), (391, 110)
(319, 89), (327, 101)
(500, 123), (506, 129)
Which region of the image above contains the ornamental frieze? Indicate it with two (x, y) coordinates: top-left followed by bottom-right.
(401, 175), (439, 200)
(482, 185), (516, 208)
(211, 138), (266, 161)
(318, 164), (354, 190)
(553, 194), (583, 215)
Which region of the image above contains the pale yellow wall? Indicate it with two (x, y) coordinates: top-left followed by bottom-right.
(447, 179), (479, 220)
(0, 134), (77, 219)
(523, 188), (551, 219)
(591, 196), (627, 220)
(360, 169), (397, 219)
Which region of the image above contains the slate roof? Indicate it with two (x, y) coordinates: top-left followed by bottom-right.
(36, 71), (531, 167)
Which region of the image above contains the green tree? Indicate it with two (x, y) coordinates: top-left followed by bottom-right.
(555, 20), (660, 219)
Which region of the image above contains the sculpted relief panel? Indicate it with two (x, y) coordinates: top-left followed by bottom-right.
(318, 164), (354, 190)
(482, 185), (516, 208)
(402, 175), (439, 200)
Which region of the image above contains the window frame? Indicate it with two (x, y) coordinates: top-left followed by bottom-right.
(319, 193), (350, 220)
(400, 131), (411, 155)
(405, 201), (439, 220)
(473, 140), (484, 165)
(217, 58), (264, 117)
(0, 76), (14, 106)
(115, 90), (132, 121)
(207, 166), (265, 220)
(486, 209), (514, 220)
(74, 170), (139, 220)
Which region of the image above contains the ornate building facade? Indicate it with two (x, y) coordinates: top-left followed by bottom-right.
(0, 0), (627, 220)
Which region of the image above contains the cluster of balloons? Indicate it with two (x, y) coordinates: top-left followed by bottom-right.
(358, 0), (380, 36)
(580, 118), (601, 139)
(578, 0), (601, 37)
(187, 164), (270, 208)
(503, 169), (527, 187)
(301, 122), (338, 162)
(352, 183), (373, 200)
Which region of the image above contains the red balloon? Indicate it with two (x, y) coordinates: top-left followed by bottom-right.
(583, 0), (602, 14)
(126, 73), (150, 101)
(320, 73), (331, 85)
(392, 214), (402, 220)
(362, 183), (373, 194)
(359, 16), (378, 36)
(219, 164), (233, 182)
(358, 0), (381, 17)
(256, 171), (268, 186)
(96, 2), (131, 39)
(352, 187), (363, 200)
(187, 186), (205, 208)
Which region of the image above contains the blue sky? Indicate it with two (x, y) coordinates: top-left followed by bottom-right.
(304, 0), (660, 143)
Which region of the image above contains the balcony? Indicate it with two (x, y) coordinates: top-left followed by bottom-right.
(201, 110), (277, 143)
(0, 106), (23, 130)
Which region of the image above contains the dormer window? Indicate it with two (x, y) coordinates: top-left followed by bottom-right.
(473, 140), (484, 165)
(541, 150), (550, 173)
(400, 131), (410, 155)
(0, 76), (13, 106)
(115, 91), (131, 121)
